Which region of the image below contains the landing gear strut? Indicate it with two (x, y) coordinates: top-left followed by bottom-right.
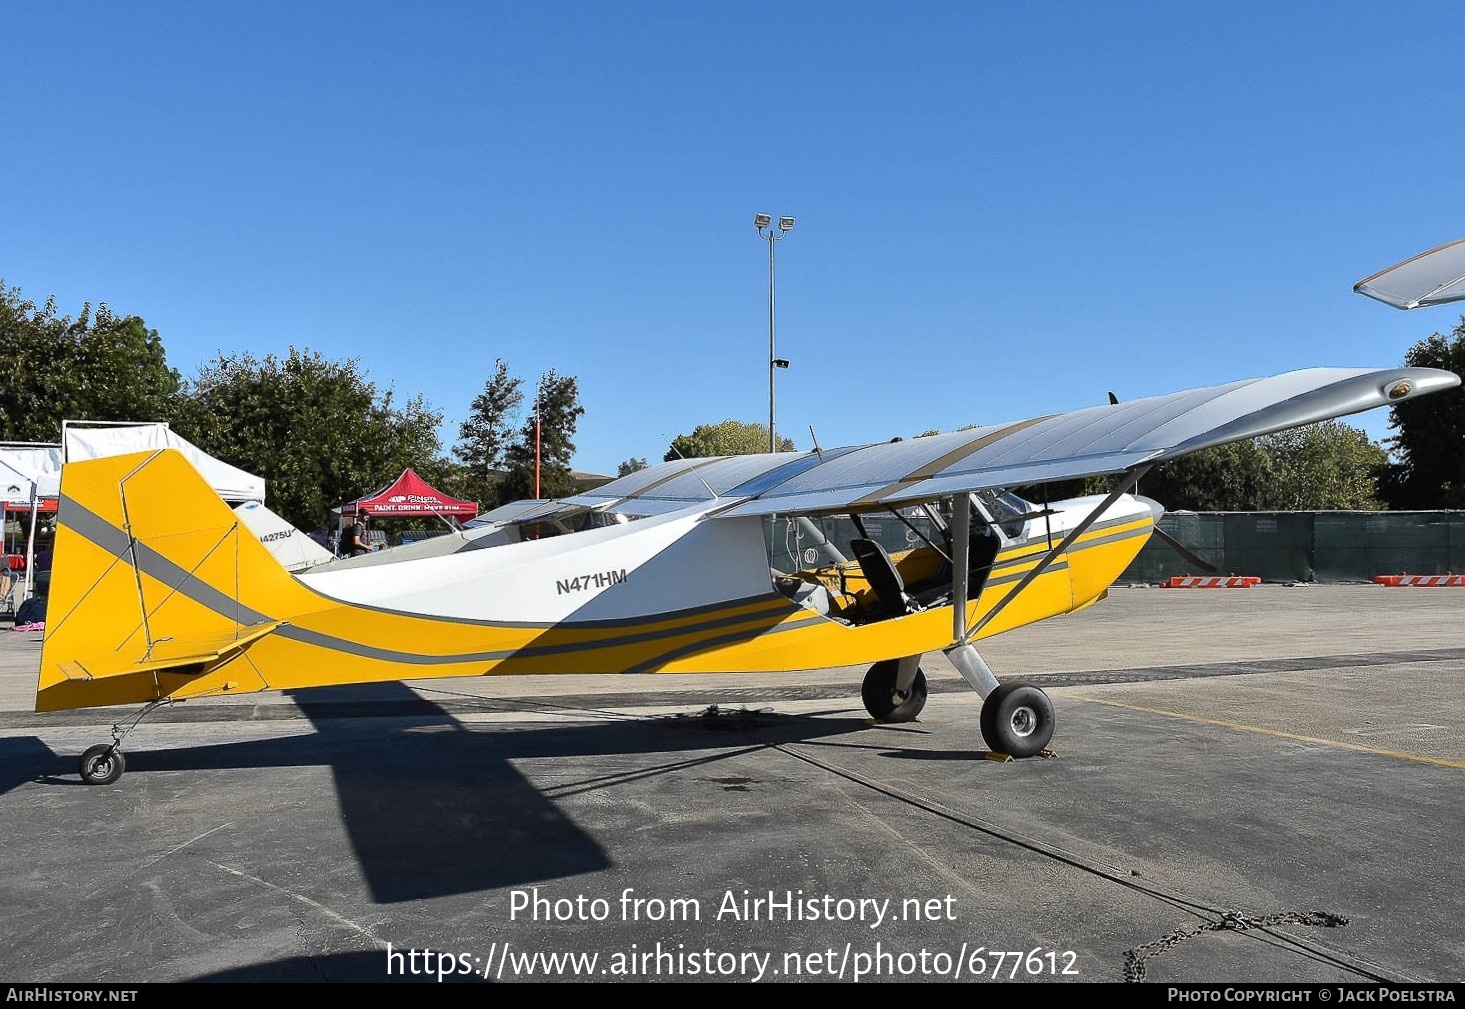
(861, 658), (928, 723)
(946, 643), (1055, 757)
(76, 697), (175, 785)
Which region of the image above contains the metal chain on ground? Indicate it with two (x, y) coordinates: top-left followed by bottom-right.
(1123, 910), (1350, 982)
(766, 742), (1378, 983)
(676, 704), (778, 730)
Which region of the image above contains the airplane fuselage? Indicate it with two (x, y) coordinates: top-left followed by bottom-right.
(35, 447), (1155, 712)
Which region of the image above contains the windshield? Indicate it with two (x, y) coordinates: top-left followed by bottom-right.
(974, 489), (1031, 539)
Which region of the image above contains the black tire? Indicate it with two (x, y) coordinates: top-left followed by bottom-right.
(979, 683), (1054, 758)
(861, 660), (928, 723)
(79, 744), (125, 785)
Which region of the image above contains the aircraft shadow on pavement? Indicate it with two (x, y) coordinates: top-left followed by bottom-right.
(0, 735), (69, 791)
(11, 683), (872, 905)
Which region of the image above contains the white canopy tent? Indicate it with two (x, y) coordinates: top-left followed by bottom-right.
(63, 421), (265, 502)
(0, 443), (64, 607)
(1, 423), (267, 608)
(0, 444), (63, 509)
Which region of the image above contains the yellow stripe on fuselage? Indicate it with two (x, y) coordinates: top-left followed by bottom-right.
(637, 513), (1156, 673)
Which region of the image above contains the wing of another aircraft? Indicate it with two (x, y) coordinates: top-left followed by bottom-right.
(1355, 237), (1465, 310)
(564, 366), (1459, 519)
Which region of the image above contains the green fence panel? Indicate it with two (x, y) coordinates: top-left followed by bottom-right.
(1119, 511), (1465, 584)
(1121, 513), (1225, 583)
(1221, 512), (1314, 582)
(1315, 513), (1453, 580)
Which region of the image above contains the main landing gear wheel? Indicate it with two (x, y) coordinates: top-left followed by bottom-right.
(79, 744), (126, 786)
(979, 683), (1054, 758)
(861, 660), (928, 723)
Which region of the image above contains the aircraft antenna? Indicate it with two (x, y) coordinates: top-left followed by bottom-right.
(663, 438), (720, 501)
(808, 425), (824, 461)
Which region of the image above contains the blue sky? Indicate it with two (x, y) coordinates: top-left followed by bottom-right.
(4, 2), (1462, 475)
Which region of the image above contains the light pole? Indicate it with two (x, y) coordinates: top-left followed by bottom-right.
(533, 376), (543, 500)
(755, 213), (795, 452)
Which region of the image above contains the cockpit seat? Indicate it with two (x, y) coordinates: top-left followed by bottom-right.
(849, 538), (918, 619)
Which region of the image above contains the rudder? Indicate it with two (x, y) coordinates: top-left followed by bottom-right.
(36, 450), (306, 712)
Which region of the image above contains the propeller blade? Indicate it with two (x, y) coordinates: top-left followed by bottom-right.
(1151, 524), (1218, 573)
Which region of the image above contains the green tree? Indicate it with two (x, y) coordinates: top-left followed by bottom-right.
(176, 348), (443, 529)
(454, 358), (522, 480)
(496, 369), (586, 504)
(1138, 422), (1385, 512)
(617, 457), (649, 477)
(1259, 421), (1387, 510)
(1381, 321), (1465, 508)
(664, 420), (795, 461)
(1139, 440), (1277, 512)
(0, 283), (182, 441)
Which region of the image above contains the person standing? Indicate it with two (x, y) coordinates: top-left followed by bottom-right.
(342, 512), (377, 557)
(0, 553), (13, 614)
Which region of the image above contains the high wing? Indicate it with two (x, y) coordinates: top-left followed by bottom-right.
(1355, 237), (1465, 310)
(556, 366), (1458, 519)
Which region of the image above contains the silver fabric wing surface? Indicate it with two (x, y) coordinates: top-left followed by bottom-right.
(1355, 237), (1465, 310)
(720, 367), (1457, 516)
(560, 366), (1459, 520)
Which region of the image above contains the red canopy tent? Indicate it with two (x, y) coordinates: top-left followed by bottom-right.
(340, 468), (479, 521)
(3, 500), (57, 513)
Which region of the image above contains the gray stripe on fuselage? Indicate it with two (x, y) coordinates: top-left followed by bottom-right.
(60, 496), (271, 625)
(59, 496), (802, 666)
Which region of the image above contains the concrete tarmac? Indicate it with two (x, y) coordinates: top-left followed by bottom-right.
(0, 584), (1461, 984)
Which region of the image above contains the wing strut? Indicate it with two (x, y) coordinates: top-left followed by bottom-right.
(951, 492), (971, 642)
(956, 465), (1151, 647)
(945, 493), (1001, 697)
(886, 504), (951, 564)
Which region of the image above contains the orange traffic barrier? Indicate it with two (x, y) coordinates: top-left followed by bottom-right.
(1160, 576), (1261, 588)
(1373, 574), (1465, 587)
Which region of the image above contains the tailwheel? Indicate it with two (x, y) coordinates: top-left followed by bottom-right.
(861, 659), (928, 723)
(74, 697), (176, 785)
(979, 683), (1054, 758)
(79, 744), (126, 786)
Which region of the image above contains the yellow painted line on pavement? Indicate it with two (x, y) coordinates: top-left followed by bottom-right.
(1074, 696), (1465, 770)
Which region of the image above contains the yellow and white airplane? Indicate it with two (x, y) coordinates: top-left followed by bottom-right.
(37, 365), (1460, 783)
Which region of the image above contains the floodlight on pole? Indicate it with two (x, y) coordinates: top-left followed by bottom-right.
(755, 212), (795, 452)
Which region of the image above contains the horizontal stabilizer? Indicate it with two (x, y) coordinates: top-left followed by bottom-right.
(61, 619), (283, 681)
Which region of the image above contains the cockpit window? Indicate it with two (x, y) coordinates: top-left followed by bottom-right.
(574, 510), (629, 531)
(974, 489), (1031, 539)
